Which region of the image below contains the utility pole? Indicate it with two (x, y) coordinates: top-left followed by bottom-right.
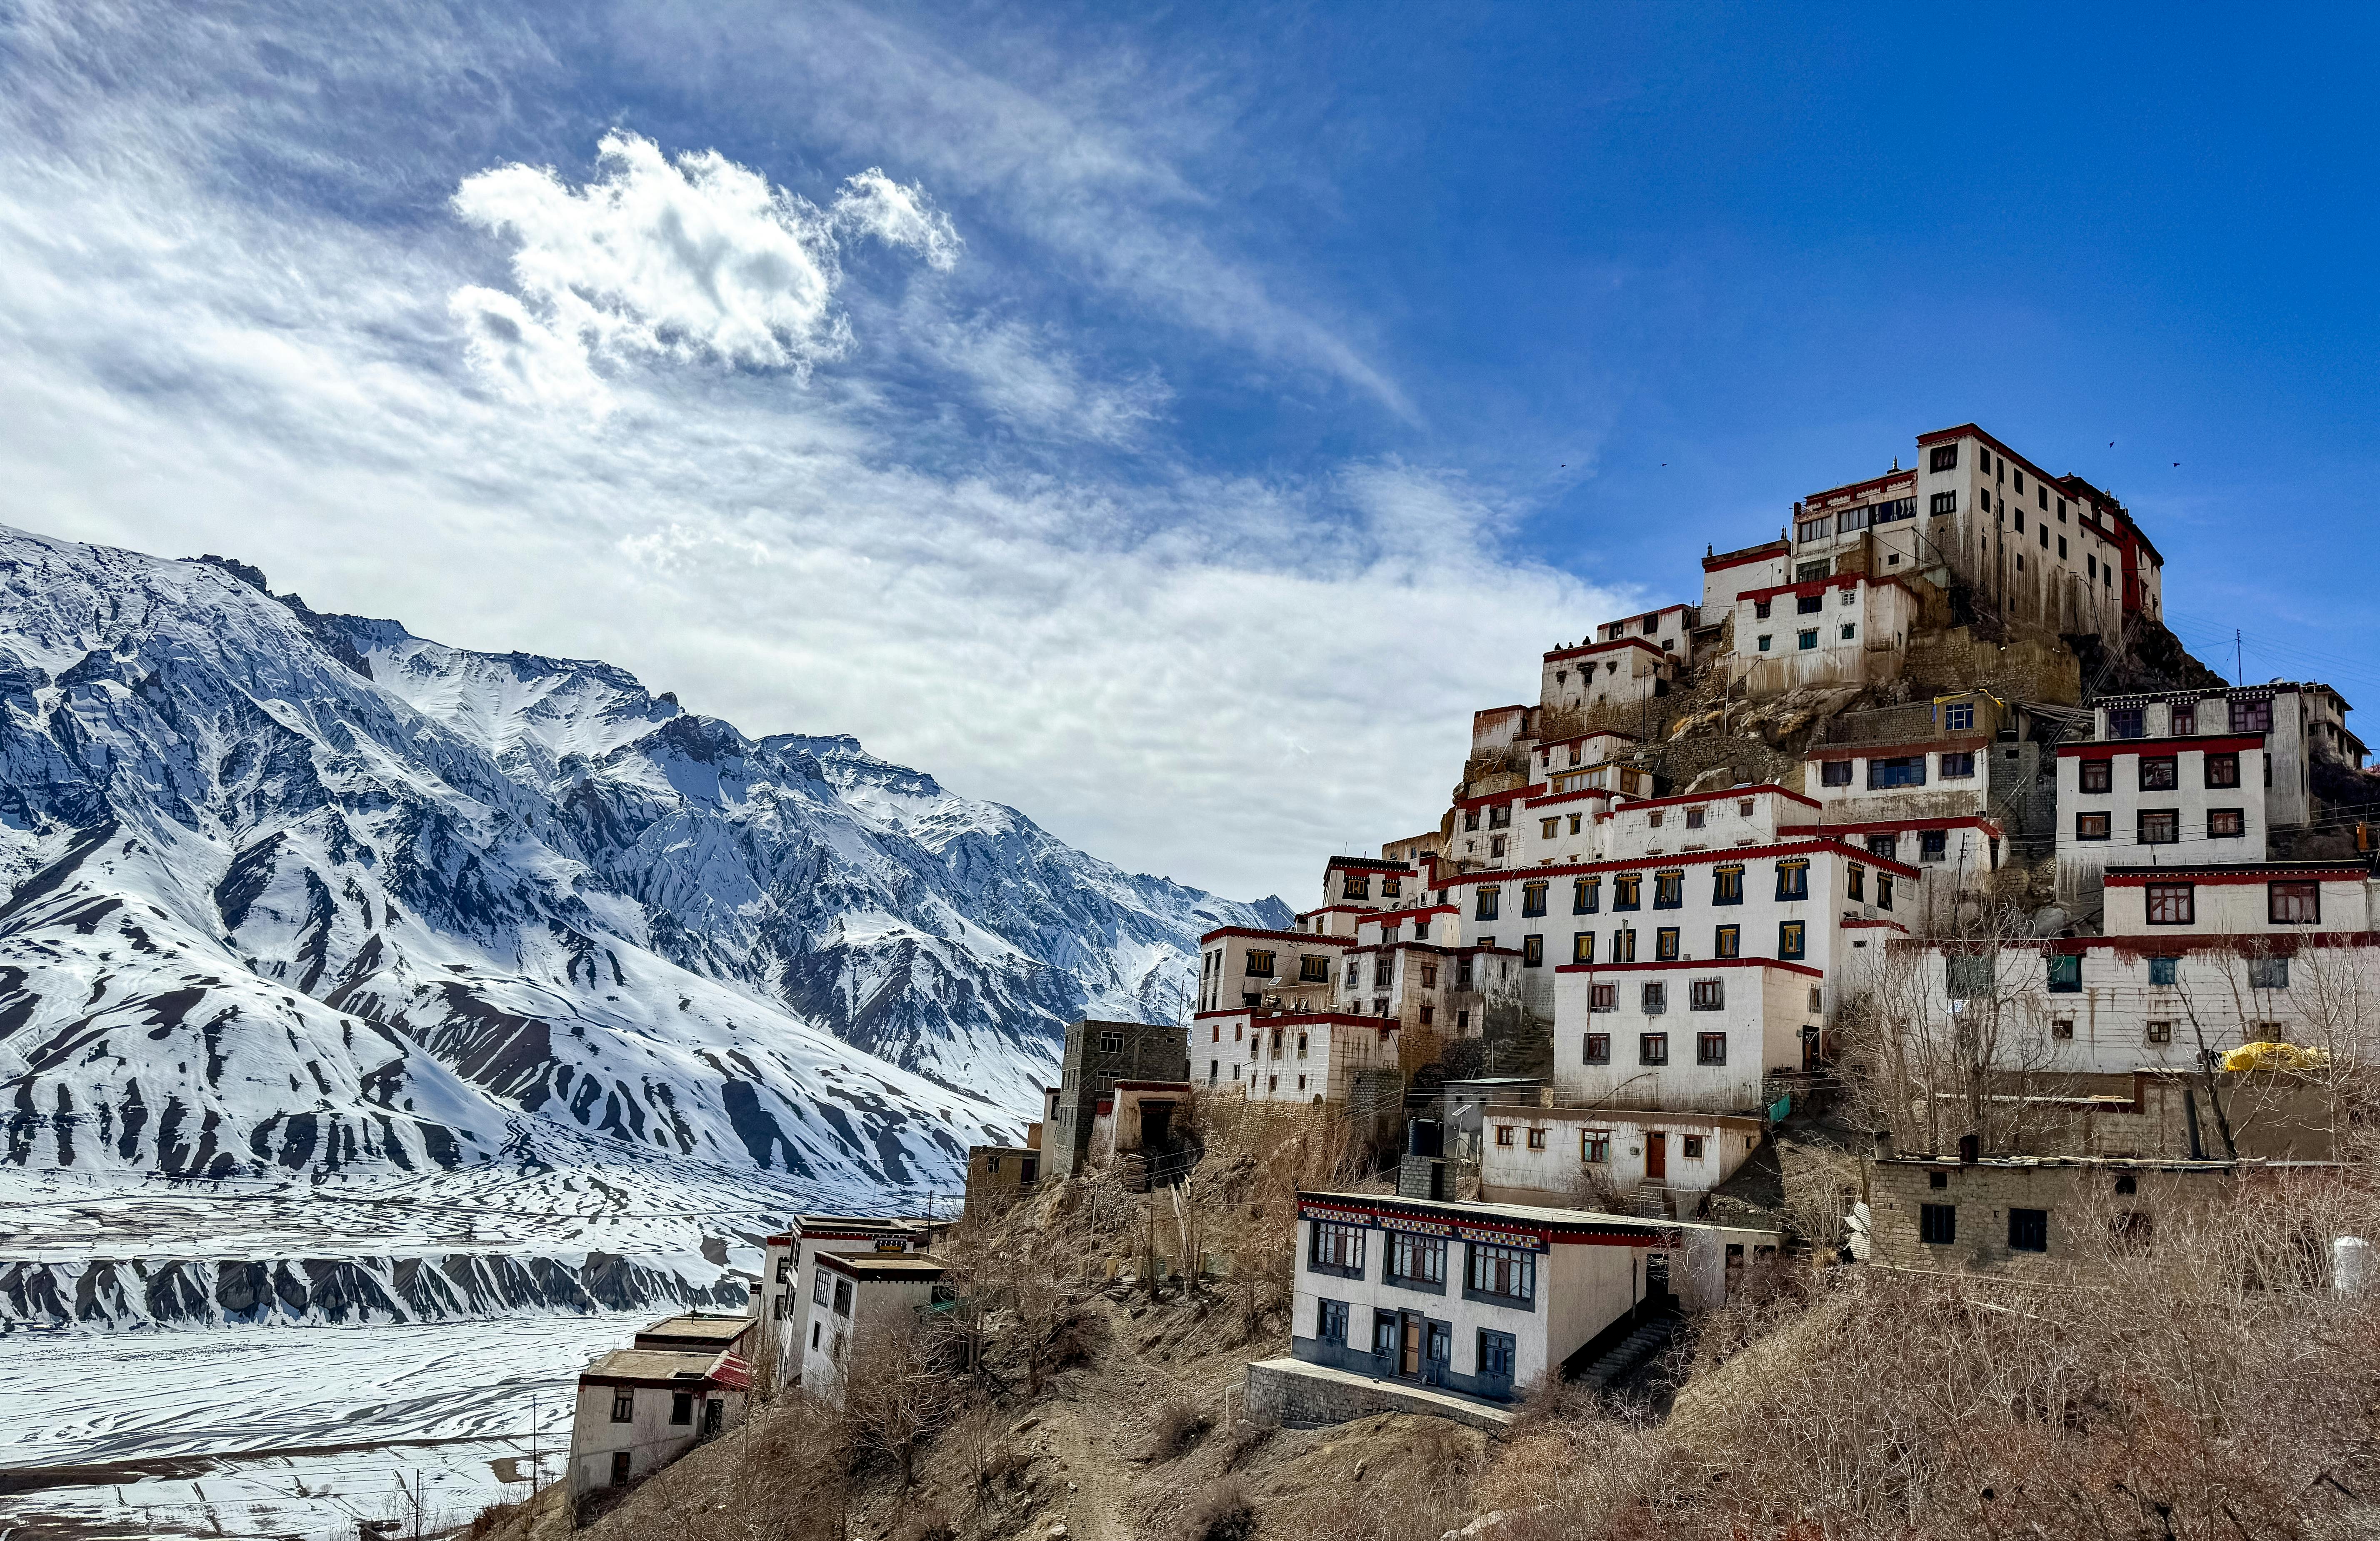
(2235, 628), (2244, 687)
(528, 1395), (538, 1493)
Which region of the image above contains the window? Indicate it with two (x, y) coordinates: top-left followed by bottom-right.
(2080, 759), (2112, 793)
(1526, 1127), (1547, 1150)
(1756, 598), (1773, 620)
(1344, 960), (1360, 988)
(1495, 1125), (1514, 1146)
(1654, 871), (1683, 909)
(1522, 882), (1548, 918)
(2146, 883), (2195, 926)
(1939, 752), (1975, 779)
(1464, 811), (1480, 832)
(670, 1390), (695, 1426)
(1583, 1032), (1610, 1063)
(1540, 817), (1559, 839)
(1920, 830), (1948, 862)
(1820, 759), (1852, 787)
(1685, 806), (1706, 830)
(2139, 810), (2179, 845)
(1929, 444), (1958, 472)
(1478, 1329), (1517, 1381)
(1467, 1243), (1535, 1302)
(1611, 928), (1636, 963)
(1476, 888), (1500, 921)
(1797, 593), (1824, 615)
(2139, 756), (2178, 791)
(2074, 812), (2110, 841)
(1372, 1312), (1398, 1359)
(1930, 490), (1958, 515)
(1374, 956), (1392, 988)
(1869, 755), (1927, 789)
(1317, 1298), (1349, 1344)
(1245, 951), (1275, 978)
(1863, 833), (1899, 862)
(1778, 920), (1805, 960)
(2208, 808), (2245, 838)
(1713, 866), (1745, 904)
(1582, 1128), (1611, 1161)
(2107, 707), (2145, 740)
(1573, 877), (1600, 914)
(1643, 981), (1669, 1014)
(2205, 752), (2240, 788)
(1640, 1031), (1669, 1065)
(775, 1255), (792, 1284)
(2229, 698), (2271, 735)
(1522, 935), (1544, 968)
(1696, 1030), (1728, 1064)
(1837, 503), (1869, 535)
(1384, 876), (1402, 898)
(1489, 805), (1512, 829)
(2146, 1020), (2172, 1044)
(611, 1389), (634, 1423)
(1846, 864), (1865, 902)
(1572, 931), (1595, 964)
(1489, 836), (1506, 858)
(1386, 1231), (1447, 1289)
(1919, 1203), (1957, 1246)
(2047, 955), (2081, 993)
(832, 1278), (853, 1317)
(2007, 1208), (2049, 1253)
(814, 1270), (833, 1307)
(1682, 1136), (1705, 1159)
(1614, 875), (1642, 910)
(1314, 1219), (1371, 1276)
(1420, 962), (1438, 987)
(2169, 702), (2196, 736)
(1714, 924), (1740, 959)
(2256, 881), (2313, 929)
(1878, 874), (1894, 911)
(1648, 812), (1663, 828)
(2148, 956), (2178, 986)
(1300, 955), (1330, 983)
(1798, 629), (1819, 650)
(612, 1451), (633, 1487)
(1569, 814), (1583, 835)
(2250, 953), (2293, 989)
(1775, 861), (1810, 901)
(1841, 623), (1857, 641)
(1942, 701), (1975, 732)
(1589, 985), (1617, 1013)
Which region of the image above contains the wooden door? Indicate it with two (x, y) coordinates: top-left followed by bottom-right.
(1646, 1131), (1667, 1181)
(1400, 1314), (1422, 1377)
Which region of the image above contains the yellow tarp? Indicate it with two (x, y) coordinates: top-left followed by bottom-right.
(2221, 1041), (2330, 1073)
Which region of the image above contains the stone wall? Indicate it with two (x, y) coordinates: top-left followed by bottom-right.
(1243, 1357), (1512, 1432)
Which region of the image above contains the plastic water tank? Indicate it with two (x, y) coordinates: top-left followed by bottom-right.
(2334, 1236), (2372, 1294)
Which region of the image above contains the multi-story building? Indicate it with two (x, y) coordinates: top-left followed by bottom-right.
(2053, 682), (2362, 904)
(1592, 602), (1701, 655)
(1044, 1018), (1191, 1180)
(1701, 537), (1792, 616)
(1802, 692), (2031, 919)
(1722, 570), (1925, 693)
(799, 1253), (952, 1405)
(751, 1216), (921, 1387)
(566, 1313), (751, 1496)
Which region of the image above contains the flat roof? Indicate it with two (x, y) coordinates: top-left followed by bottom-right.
(815, 1253), (950, 1280)
(633, 1314), (751, 1346)
(582, 1347), (724, 1384)
(1299, 1190), (1777, 1243)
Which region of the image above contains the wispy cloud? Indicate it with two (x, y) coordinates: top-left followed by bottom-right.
(0, 0), (1623, 903)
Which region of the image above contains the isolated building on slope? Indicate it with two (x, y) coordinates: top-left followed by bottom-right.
(566, 1313), (751, 1497)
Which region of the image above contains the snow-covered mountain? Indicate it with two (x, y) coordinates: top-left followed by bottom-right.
(0, 525), (1284, 1203)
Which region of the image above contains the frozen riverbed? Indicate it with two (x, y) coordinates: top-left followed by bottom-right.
(0, 1314), (640, 1538)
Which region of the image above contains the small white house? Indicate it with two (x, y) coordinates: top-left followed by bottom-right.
(1286, 1192), (1778, 1404)
(1475, 1105), (1765, 1211)
(752, 1216), (921, 1388)
(798, 1253), (952, 1406)
(566, 1314), (751, 1497)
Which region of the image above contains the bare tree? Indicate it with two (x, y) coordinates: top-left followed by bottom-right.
(838, 1312), (964, 1487)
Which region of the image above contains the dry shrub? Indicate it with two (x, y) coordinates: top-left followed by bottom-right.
(1220, 1417), (1274, 1468)
(888, 1500), (956, 1541)
(1147, 1396), (1212, 1460)
(1475, 1173), (2380, 1541)
(460, 1498), (520, 1538)
(1177, 1477), (1256, 1541)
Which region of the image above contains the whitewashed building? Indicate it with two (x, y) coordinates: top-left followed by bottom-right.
(566, 1314), (750, 1497)
(1285, 1192), (1778, 1404)
(752, 1216), (922, 1388)
(798, 1253), (952, 1406)
(1723, 572), (1923, 693)
(1474, 1104), (1765, 1211)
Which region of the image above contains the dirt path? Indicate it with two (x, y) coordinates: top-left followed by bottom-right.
(1040, 1387), (1130, 1541)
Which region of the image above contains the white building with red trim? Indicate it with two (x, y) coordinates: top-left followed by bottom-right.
(751, 1215), (921, 1387)
(1539, 636), (1677, 726)
(1723, 570), (1923, 693)
(1701, 538), (1792, 615)
(1593, 603), (1700, 655)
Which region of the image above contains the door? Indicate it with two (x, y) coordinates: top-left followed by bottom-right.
(1400, 1314), (1422, 1377)
(1645, 1131), (1666, 1182)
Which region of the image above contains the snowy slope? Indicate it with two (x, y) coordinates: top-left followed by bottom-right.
(0, 525), (1283, 1208)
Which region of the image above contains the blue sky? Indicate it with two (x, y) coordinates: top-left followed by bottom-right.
(1, 2), (2372, 903)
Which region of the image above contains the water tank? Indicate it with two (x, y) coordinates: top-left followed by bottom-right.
(2335, 1236), (2372, 1294)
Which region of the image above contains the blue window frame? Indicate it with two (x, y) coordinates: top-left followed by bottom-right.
(1572, 877), (1600, 914)
(1775, 861), (1810, 901)
(1317, 1298), (1349, 1344)
(2046, 954), (2082, 993)
(2149, 956), (2178, 986)
(1478, 1328), (1517, 1381)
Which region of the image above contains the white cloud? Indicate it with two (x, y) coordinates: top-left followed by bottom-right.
(448, 132), (958, 400)
(0, 1), (1627, 906)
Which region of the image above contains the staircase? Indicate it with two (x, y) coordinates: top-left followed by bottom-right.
(1622, 1183), (1670, 1220)
(1580, 1307), (1681, 1393)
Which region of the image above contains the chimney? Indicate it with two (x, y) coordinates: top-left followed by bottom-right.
(1874, 1130), (1894, 1160)
(1958, 1132), (1980, 1165)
